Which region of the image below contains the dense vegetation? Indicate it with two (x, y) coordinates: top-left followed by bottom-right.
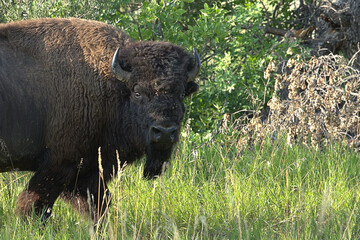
(1, 0), (360, 239)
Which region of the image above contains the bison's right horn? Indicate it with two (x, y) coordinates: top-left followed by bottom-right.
(111, 47), (131, 82)
(187, 48), (201, 81)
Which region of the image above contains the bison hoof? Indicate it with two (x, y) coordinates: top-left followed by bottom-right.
(17, 190), (53, 222)
(41, 207), (53, 223)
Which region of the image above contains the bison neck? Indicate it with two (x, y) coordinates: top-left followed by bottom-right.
(102, 97), (146, 170)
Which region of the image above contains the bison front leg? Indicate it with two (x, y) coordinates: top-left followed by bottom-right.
(61, 172), (111, 225)
(17, 164), (76, 221)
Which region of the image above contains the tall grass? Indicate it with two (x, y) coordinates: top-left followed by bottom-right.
(1, 131), (360, 239)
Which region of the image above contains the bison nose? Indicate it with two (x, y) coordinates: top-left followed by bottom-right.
(150, 125), (178, 144)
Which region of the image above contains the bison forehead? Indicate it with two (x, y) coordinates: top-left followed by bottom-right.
(117, 41), (192, 77)
(133, 77), (185, 98)
(132, 42), (189, 61)
(130, 67), (188, 96)
(152, 78), (185, 92)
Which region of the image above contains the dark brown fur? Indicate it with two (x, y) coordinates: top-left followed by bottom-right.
(0, 18), (199, 223)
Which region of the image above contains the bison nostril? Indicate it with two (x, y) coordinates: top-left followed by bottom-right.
(151, 126), (162, 142)
(169, 128), (177, 141)
(150, 125), (178, 143)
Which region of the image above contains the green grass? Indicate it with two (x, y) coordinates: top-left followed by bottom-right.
(1, 133), (360, 239)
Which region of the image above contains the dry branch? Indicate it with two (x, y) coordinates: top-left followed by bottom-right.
(239, 54), (360, 151)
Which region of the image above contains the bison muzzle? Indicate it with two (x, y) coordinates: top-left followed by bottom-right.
(0, 18), (200, 224)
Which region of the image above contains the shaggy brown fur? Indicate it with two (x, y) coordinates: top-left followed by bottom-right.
(0, 18), (199, 224)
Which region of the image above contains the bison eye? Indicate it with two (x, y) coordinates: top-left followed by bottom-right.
(134, 92), (141, 99)
(133, 85), (141, 99)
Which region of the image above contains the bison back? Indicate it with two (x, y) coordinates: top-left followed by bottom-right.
(0, 18), (132, 171)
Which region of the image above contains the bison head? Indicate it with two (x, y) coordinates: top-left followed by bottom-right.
(111, 42), (200, 179)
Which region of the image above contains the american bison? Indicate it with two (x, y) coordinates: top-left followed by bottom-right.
(0, 18), (200, 223)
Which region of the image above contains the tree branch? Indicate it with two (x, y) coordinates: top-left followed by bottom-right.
(241, 24), (315, 39)
(263, 26), (288, 36)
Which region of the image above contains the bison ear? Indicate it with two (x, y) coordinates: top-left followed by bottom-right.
(185, 81), (199, 97)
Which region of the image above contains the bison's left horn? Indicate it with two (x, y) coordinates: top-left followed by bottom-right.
(187, 48), (201, 81)
(111, 47), (131, 82)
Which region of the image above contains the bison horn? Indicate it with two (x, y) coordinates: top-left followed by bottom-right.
(187, 48), (201, 81)
(111, 47), (131, 82)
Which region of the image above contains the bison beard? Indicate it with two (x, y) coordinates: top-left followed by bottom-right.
(144, 146), (173, 179)
(0, 18), (200, 225)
